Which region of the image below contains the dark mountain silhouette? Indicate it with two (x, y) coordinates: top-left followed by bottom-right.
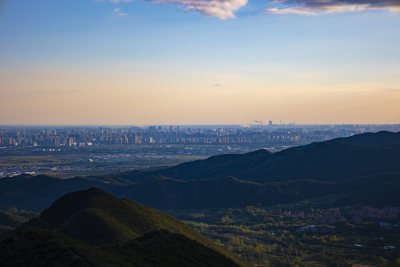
(124, 176), (337, 209)
(325, 131), (400, 146)
(155, 131), (400, 182)
(0, 188), (245, 267)
(0, 131), (399, 210)
(157, 149), (272, 180)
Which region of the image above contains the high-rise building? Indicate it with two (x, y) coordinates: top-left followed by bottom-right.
(134, 135), (142, 144)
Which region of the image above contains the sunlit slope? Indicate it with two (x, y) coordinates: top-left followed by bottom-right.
(20, 187), (246, 266)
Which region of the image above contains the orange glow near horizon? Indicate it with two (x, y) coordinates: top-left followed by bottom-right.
(1, 63), (399, 125)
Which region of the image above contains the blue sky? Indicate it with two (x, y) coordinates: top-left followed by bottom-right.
(0, 0), (399, 125)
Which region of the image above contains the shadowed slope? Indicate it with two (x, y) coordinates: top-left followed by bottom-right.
(0, 210), (37, 232)
(110, 229), (240, 267)
(0, 228), (242, 267)
(157, 149), (272, 180)
(325, 131), (400, 146)
(21, 187), (246, 266)
(156, 131), (400, 182)
(1, 132), (400, 211)
(0, 229), (117, 267)
(24, 187), (210, 245)
(0, 174), (129, 211)
(126, 176), (337, 209)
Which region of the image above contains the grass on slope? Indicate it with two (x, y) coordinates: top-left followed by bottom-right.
(0, 229), (127, 267)
(0, 228), (242, 267)
(22, 187), (248, 266)
(0, 210), (37, 233)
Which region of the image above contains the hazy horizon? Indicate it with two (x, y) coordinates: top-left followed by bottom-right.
(1, 123), (400, 127)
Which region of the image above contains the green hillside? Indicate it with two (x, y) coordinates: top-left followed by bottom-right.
(0, 210), (37, 233)
(17, 187), (247, 266)
(0, 229), (120, 267)
(0, 227), (242, 267)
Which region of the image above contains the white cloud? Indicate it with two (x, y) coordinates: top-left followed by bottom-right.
(112, 7), (128, 16)
(264, 7), (317, 15)
(110, 0), (135, 3)
(264, 0), (400, 15)
(99, 0), (399, 18)
(103, 0), (247, 19)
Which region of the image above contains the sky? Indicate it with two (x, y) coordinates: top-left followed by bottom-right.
(0, 0), (399, 125)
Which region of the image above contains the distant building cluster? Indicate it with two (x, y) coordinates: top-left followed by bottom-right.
(0, 124), (399, 147)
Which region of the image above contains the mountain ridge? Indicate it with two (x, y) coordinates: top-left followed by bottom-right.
(1, 131), (399, 210)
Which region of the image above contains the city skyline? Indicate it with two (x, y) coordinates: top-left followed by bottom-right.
(1, 0), (400, 125)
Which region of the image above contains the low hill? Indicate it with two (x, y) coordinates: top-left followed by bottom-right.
(20, 187), (245, 266)
(0, 228), (241, 267)
(0, 229), (113, 267)
(1, 188), (245, 267)
(23, 187), (213, 246)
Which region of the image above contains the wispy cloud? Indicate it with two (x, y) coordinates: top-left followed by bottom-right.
(264, 0), (400, 15)
(109, 0), (134, 3)
(102, 0), (247, 19)
(98, 0), (399, 18)
(112, 8), (128, 16)
(265, 7), (317, 15)
(376, 88), (400, 93)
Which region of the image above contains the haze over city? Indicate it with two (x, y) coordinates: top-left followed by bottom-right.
(1, 0), (400, 125)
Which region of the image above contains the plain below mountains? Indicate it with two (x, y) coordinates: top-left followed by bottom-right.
(0, 187), (246, 267)
(1, 131), (400, 211)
